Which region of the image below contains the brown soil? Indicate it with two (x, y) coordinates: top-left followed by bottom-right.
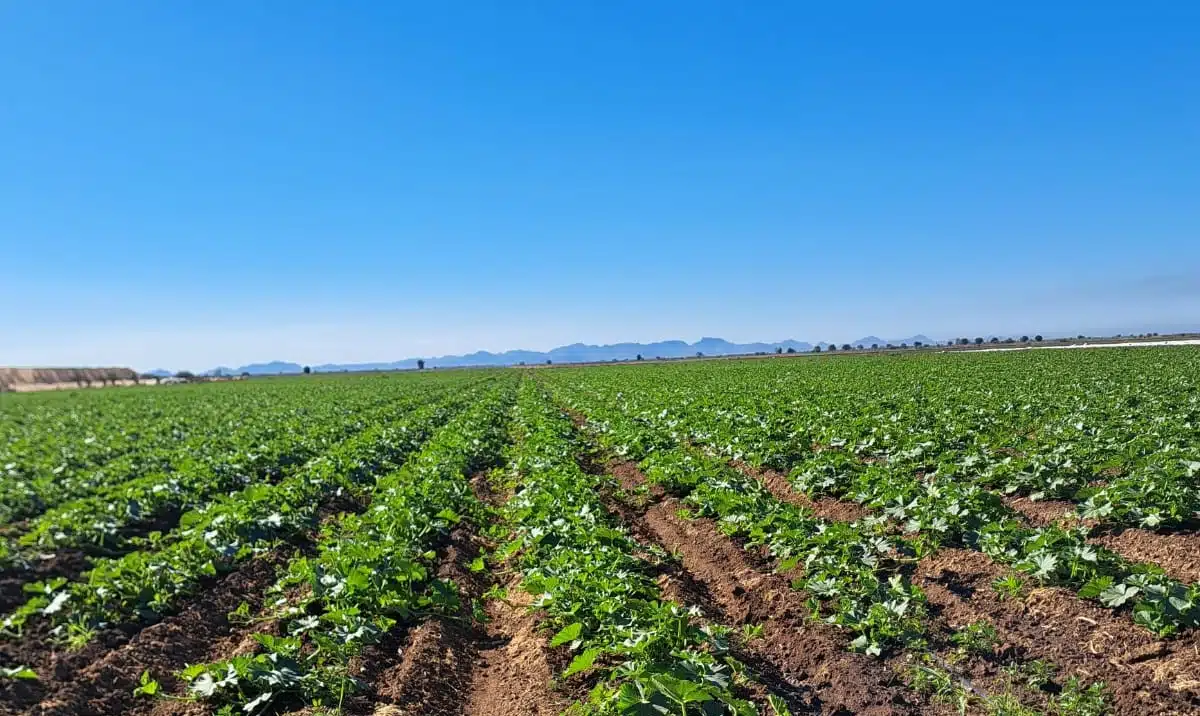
(371, 617), (474, 716)
(0, 549), (91, 614)
(1003, 496), (1085, 527)
(364, 527), (490, 715)
(462, 473), (574, 716)
(1, 551), (287, 716)
(733, 461), (869, 522)
(917, 547), (1200, 716)
(1092, 528), (1200, 585)
(461, 579), (573, 716)
(607, 458), (926, 716)
(365, 478), (571, 716)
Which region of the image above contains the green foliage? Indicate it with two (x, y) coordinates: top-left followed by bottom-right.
(504, 383), (755, 715)
(1052, 677), (1109, 716)
(182, 383), (516, 713)
(950, 621), (1000, 656)
(543, 348), (1200, 636)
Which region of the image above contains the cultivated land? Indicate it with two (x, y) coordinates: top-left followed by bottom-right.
(0, 348), (1198, 716)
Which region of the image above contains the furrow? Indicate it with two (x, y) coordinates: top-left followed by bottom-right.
(606, 457), (927, 716)
(917, 547), (1200, 716)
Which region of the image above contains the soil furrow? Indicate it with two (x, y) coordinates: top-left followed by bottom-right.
(1090, 529), (1200, 585)
(1003, 496), (1087, 528)
(368, 473), (571, 716)
(917, 547), (1200, 716)
(605, 459), (926, 716)
(363, 527), (489, 716)
(460, 578), (573, 716)
(460, 473), (574, 716)
(0, 550), (91, 615)
(20, 550), (288, 716)
(730, 462), (870, 523)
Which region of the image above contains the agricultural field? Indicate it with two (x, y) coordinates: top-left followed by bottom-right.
(0, 348), (1198, 716)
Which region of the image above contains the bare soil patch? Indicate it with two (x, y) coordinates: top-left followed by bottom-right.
(917, 547), (1200, 716)
(1092, 529), (1200, 585)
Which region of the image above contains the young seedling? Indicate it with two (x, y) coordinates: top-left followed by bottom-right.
(992, 574), (1025, 601)
(950, 620), (1001, 656)
(1052, 677), (1109, 716)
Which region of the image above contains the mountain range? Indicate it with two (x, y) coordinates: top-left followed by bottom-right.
(205, 335), (934, 376)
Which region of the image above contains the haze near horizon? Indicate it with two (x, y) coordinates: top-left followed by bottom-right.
(3, 2), (1199, 371)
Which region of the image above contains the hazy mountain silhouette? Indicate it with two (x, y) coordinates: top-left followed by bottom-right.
(222, 335), (948, 375)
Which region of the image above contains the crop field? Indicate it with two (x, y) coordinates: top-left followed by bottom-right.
(1, 348), (1199, 716)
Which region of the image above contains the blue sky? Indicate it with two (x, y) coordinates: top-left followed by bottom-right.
(3, 2), (1198, 371)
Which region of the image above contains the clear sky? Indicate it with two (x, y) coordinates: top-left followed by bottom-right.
(3, 2), (1198, 371)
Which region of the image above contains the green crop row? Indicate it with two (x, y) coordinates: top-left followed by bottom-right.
(0, 380), (480, 647)
(6, 380), (456, 557)
(499, 381), (785, 716)
(177, 378), (517, 715)
(0, 378), (407, 525)
(543, 350), (1200, 637)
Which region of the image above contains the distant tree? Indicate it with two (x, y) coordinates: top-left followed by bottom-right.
(303, 366), (312, 374)
(989, 337), (1000, 344)
(175, 370), (195, 382)
(900, 342), (909, 348)
(974, 337), (984, 345)
(786, 347), (796, 353)
(1034, 335), (1043, 341)
(241, 372), (250, 378)
(914, 341), (922, 348)
(841, 343), (852, 351)
(775, 347), (783, 354)
(1077, 334), (1086, 340)
(812, 345), (822, 353)
(695, 352), (703, 358)
(828, 344), (837, 352)
(417, 359), (425, 370)
(546, 359), (552, 365)
(518, 361), (526, 366)
(1020, 335), (1029, 342)
(886, 344), (896, 349)
(958, 338), (970, 345)
(636, 354), (643, 361)
(871, 343), (879, 349)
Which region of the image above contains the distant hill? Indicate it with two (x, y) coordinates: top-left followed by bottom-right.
(236, 361), (305, 375)
(223, 334), (948, 375)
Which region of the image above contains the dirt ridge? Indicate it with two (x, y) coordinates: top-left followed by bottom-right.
(917, 547), (1200, 716)
(368, 474), (570, 716)
(605, 458), (926, 716)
